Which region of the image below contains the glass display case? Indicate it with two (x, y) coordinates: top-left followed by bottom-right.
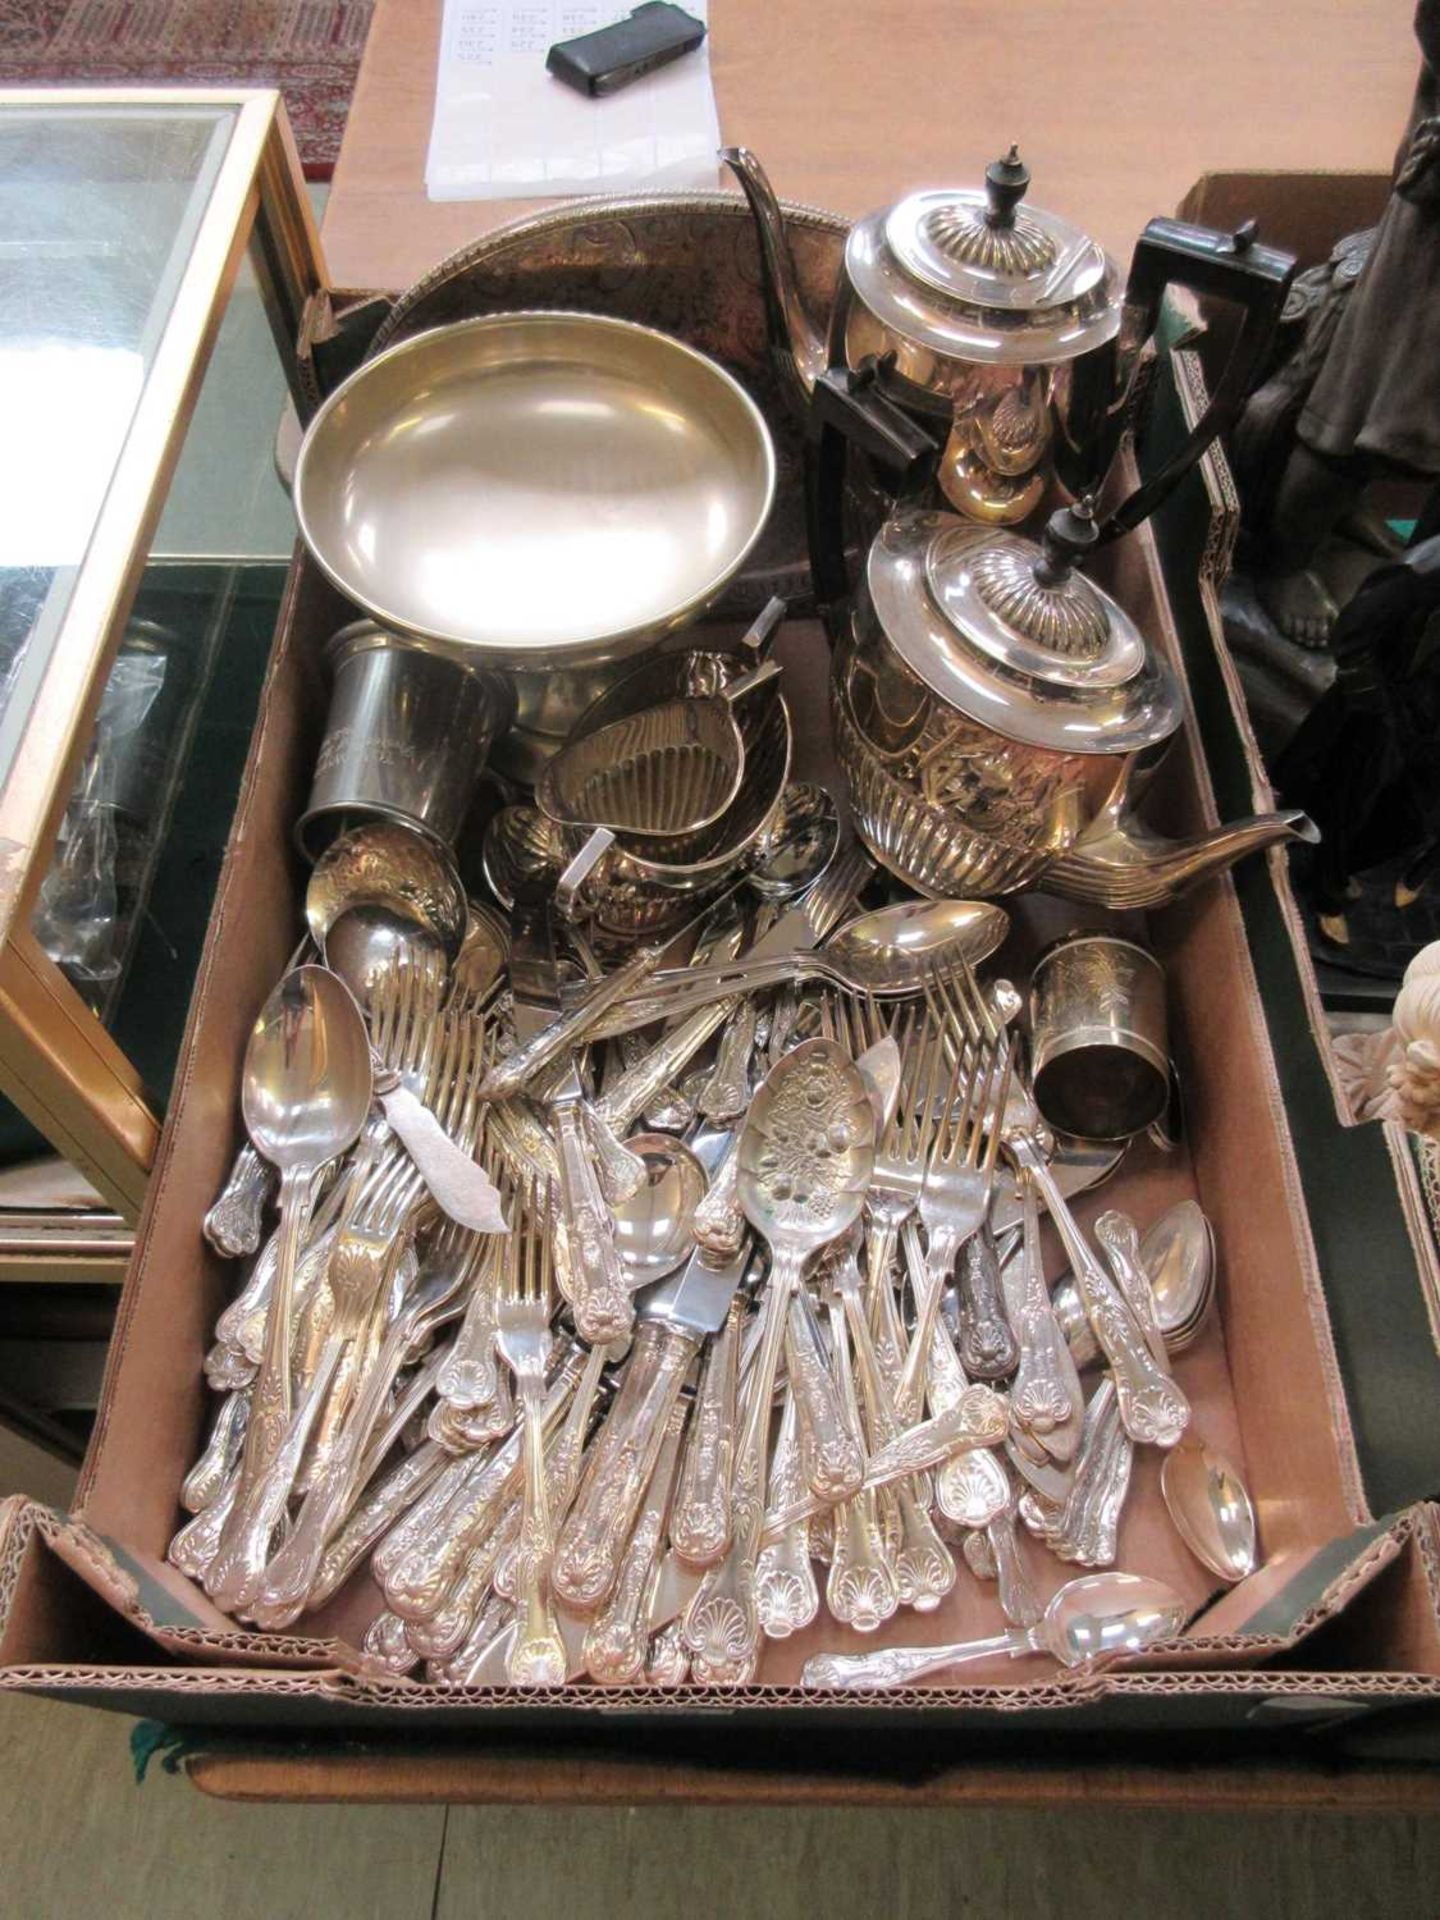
(0, 93), (320, 1213)
(0, 90), (324, 1454)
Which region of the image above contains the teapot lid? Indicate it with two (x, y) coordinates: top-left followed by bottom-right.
(865, 502), (1183, 755)
(847, 149), (1122, 368)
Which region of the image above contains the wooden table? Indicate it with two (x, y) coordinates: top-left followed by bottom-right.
(323, 0), (1421, 290)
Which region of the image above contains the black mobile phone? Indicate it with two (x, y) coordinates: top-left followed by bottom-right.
(546, 3), (706, 98)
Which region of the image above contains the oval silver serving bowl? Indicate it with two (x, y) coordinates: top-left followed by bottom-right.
(294, 311), (776, 670)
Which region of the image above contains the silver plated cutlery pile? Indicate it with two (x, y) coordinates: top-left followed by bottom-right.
(170, 784), (1255, 1692)
(165, 548), (1271, 1696)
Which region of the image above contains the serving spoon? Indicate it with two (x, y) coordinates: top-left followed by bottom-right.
(801, 1570), (1189, 1690)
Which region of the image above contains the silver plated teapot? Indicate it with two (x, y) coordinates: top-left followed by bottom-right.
(725, 146), (1294, 532)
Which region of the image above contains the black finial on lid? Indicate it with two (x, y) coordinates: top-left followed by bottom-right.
(984, 145), (1031, 229)
(1033, 495), (1099, 587)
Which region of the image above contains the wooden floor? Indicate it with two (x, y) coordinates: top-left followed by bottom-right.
(1, 1690), (1437, 1918)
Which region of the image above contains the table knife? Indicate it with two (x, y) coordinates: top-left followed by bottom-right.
(551, 1239), (751, 1612)
(509, 900), (632, 1346)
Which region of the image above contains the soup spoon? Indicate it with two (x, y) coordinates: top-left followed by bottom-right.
(580, 895), (1011, 1036)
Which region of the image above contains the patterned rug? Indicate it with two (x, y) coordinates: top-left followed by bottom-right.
(0, 1), (374, 174)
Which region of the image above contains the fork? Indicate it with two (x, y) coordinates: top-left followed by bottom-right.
(434, 1137), (513, 1423)
(247, 1234), (477, 1627)
(948, 965), (1191, 1450)
(495, 1183), (566, 1687)
(763, 838), (872, 1065)
(896, 978), (1014, 1425)
(841, 996), (930, 1385)
(206, 1145), (424, 1612)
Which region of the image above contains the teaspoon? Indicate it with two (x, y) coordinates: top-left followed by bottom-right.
(801, 1570), (1188, 1690)
(1161, 1437), (1259, 1582)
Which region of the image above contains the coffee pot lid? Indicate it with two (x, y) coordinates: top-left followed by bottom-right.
(846, 150), (1122, 369)
(864, 501), (1184, 755)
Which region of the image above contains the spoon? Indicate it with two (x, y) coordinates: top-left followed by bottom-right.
(480, 786), (839, 1101)
(305, 819), (467, 960)
(1051, 1198), (1215, 1367)
(579, 890), (1006, 1037)
(323, 903), (446, 1015)
(611, 1134), (708, 1284)
(825, 898), (1010, 989)
(449, 903), (509, 1007)
(745, 781), (840, 902)
(801, 1570), (1189, 1690)
(209, 967), (371, 1596)
(682, 1039), (875, 1685)
(1161, 1437), (1259, 1582)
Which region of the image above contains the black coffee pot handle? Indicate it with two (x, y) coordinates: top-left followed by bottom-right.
(1098, 216), (1296, 545)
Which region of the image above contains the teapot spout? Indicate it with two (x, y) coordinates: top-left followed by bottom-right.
(722, 146), (828, 410)
(1046, 791), (1318, 911)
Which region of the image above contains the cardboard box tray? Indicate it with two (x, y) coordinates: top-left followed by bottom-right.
(4, 194), (1440, 1801)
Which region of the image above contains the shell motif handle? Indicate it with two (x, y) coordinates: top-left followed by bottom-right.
(682, 1445), (765, 1685)
(698, 996), (758, 1122)
(691, 1136), (746, 1258)
(595, 998), (741, 1135)
(785, 1288), (865, 1503)
(552, 1095), (632, 1346)
(683, 1263), (792, 1684)
(508, 1386), (567, 1687)
(755, 1391), (819, 1637)
(552, 1319), (699, 1611)
(823, 1301), (898, 1633)
(670, 1293), (743, 1566)
(1003, 1172), (1084, 1453)
(584, 1399), (688, 1684)
(204, 1142), (274, 1258)
(826, 1492), (899, 1634)
(435, 1249), (503, 1411)
(957, 1228), (1019, 1380)
(1009, 1131), (1189, 1449)
(892, 1480), (956, 1613)
(802, 1630), (1022, 1692)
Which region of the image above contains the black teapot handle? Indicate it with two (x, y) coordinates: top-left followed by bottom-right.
(807, 360), (941, 616)
(1098, 216), (1296, 546)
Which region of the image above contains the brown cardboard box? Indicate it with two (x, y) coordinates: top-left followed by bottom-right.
(4, 194), (1440, 1804)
